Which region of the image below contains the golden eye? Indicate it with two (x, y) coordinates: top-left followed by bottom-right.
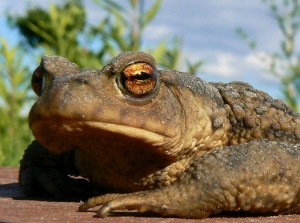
(120, 62), (157, 96)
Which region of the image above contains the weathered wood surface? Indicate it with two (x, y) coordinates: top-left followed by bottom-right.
(1, 167), (300, 223)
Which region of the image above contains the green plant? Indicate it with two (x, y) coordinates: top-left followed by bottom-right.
(0, 39), (33, 166)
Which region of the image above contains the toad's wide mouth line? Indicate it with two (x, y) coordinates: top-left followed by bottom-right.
(31, 120), (171, 146)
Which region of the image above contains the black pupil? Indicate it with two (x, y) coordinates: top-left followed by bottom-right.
(132, 72), (151, 80)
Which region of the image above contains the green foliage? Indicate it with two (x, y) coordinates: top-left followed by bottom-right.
(186, 60), (204, 76)
(237, 0), (300, 111)
(10, 1), (85, 48)
(150, 37), (181, 69)
(0, 39), (33, 166)
(92, 0), (161, 52)
(9, 0), (103, 68)
(12, 0), (203, 70)
(235, 28), (257, 49)
(90, 0), (195, 69)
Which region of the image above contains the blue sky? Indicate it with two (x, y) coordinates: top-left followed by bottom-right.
(0, 0), (292, 99)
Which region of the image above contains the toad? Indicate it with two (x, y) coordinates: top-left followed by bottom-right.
(19, 51), (300, 218)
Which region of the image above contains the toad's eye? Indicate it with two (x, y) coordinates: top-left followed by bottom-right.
(31, 66), (45, 96)
(120, 62), (157, 96)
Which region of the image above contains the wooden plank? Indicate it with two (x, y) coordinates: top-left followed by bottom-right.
(1, 167), (300, 223)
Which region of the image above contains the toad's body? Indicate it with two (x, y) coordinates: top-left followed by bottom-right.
(20, 52), (300, 218)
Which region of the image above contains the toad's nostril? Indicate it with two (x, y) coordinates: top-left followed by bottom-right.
(74, 78), (89, 85)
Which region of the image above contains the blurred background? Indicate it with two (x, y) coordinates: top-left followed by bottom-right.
(0, 0), (300, 166)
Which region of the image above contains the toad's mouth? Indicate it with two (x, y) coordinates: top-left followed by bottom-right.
(30, 119), (171, 155)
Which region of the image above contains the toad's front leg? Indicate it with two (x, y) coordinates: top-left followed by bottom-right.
(79, 140), (300, 218)
(19, 140), (93, 198)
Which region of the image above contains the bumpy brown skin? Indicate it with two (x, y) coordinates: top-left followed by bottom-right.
(19, 51), (300, 218)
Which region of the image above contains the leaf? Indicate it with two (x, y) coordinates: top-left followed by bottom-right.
(142, 0), (161, 28)
(93, 0), (126, 22)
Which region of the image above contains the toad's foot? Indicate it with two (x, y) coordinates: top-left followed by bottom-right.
(79, 189), (209, 218)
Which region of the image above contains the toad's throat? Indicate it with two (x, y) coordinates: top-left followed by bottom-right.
(31, 120), (175, 191)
